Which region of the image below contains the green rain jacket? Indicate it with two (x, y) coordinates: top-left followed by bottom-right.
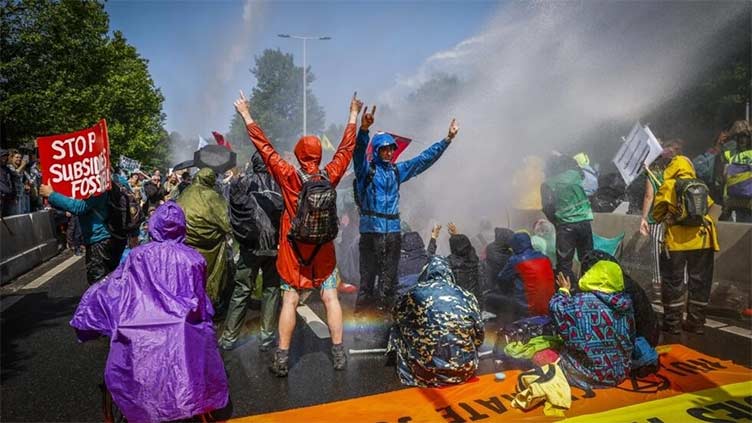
(541, 169), (593, 225)
(177, 168), (231, 304)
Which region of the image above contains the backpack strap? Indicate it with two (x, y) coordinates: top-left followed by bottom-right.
(288, 236), (324, 267)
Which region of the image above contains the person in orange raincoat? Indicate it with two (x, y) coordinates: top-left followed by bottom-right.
(234, 90), (363, 377)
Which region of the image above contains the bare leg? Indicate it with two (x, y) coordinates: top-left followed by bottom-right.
(277, 289), (300, 350)
(321, 288), (343, 345)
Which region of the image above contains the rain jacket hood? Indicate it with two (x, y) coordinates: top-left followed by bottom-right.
(194, 167), (217, 188)
(371, 132), (398, 164)
(510, 232), (534, 254)
(70, 202), (229, 422)
(578, 260), (625, 294)
(402, 231), (426, 252)
(294, 135), (323, 174)
(251, 151), (267, 173)
(149, 201), (186, 243)
(449, 234), (476, 258)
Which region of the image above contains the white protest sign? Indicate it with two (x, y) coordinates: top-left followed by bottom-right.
(612, 122), (662, 186)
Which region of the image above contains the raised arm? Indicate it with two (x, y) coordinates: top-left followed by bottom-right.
(234, 90), (294, 181)
(427, 224), (441, 255)
(353, 105), (375, 180)
(325, 93), (363, 186)
(396, 118), (458, 183)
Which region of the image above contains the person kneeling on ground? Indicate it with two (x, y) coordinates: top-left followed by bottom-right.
(550, 251), (635, 391)
(387, 256), (484, 387)
(70, 202), (229, 422)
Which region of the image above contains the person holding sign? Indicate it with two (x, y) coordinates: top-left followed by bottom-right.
(38, 120), (114, 284)
(40, 180), (112, 284)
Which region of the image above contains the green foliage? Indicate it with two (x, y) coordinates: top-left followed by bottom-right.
(0, 0), (167, 168)
(244, 48), (325, 153)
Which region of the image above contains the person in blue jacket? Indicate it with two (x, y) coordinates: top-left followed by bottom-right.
(40, 181), (112, 284)
(354, 105), (459, 310)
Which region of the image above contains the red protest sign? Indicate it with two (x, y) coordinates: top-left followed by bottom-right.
(37, 119), (111, 199)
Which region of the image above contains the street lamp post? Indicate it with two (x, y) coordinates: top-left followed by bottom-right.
(278, 34), (331, 136)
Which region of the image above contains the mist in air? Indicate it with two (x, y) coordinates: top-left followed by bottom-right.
(372, 1), (748, 239)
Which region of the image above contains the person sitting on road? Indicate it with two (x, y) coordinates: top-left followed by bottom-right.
(396, 230), (429, 295)
(70, 202), (229, 422)
(427, 223), (483, 304)
(497, 232), (555, 318)
(550, 252), (635, 391)
(387, 255), (484, 387)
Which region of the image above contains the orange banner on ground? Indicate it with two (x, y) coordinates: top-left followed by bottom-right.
(231, 344), (752, 423)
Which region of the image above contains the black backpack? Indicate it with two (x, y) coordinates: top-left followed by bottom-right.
(674, 178), (709, 226)
(353, 162), (400, 219)
(107, 179), (143, 238)
(229, 176), (283, 247)
(289, 169), (339, 266)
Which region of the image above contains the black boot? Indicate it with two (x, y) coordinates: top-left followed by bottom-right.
(270, 348), (289, 377)
(332, 343), (347, 370)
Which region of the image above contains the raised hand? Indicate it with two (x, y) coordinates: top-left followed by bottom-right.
(431, 223), (442, 240)
(447, 222), (458, 235)
(349, 92), (364, 123)
(361, 105), (376, 130)
(447, 118), (459, 140)
(556, 272), (571, 291)
(234, 90), (253, 123)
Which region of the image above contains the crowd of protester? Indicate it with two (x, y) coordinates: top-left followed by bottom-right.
(6, 87), (748, 420)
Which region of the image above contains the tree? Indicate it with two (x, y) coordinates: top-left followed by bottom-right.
(0, 0), (167, 167)
(241, 49), (326, 153)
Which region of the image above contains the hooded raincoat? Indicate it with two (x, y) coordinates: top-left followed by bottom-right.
(70, 202), (229, 422)
(549, 258), (635, 390)
(388, 256), (484, 387)
(176, 168), (231, 303)
(428, 233), (482, 301)
(244, 122), (356, 289)
(355, 130), (450, 233)
(484, 228), (515, 292)
(397, 231), (429, 292)
(653, 156), (720, 252)
(498, 232), (555, 316)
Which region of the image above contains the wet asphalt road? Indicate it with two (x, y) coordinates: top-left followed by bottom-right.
(2, 251), (751, 422)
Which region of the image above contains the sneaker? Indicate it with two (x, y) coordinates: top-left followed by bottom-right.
(332, 343), (347, 371)
(682, 321), (705, 335)
(269, 348), (289, 377)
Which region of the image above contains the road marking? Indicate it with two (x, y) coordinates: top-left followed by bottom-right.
(719, 326), (752, 340)
(297, 304), (330, 339)
(22, 255), (82, 290)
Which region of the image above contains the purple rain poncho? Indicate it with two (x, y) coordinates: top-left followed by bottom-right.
(70, 202), (229, 422)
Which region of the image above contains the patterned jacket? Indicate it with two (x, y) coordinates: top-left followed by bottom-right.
(388, 256), (484, 387)
(549, 259), (635, 390)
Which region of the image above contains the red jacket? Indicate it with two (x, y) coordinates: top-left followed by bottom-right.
(245, 122), (356, 289)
